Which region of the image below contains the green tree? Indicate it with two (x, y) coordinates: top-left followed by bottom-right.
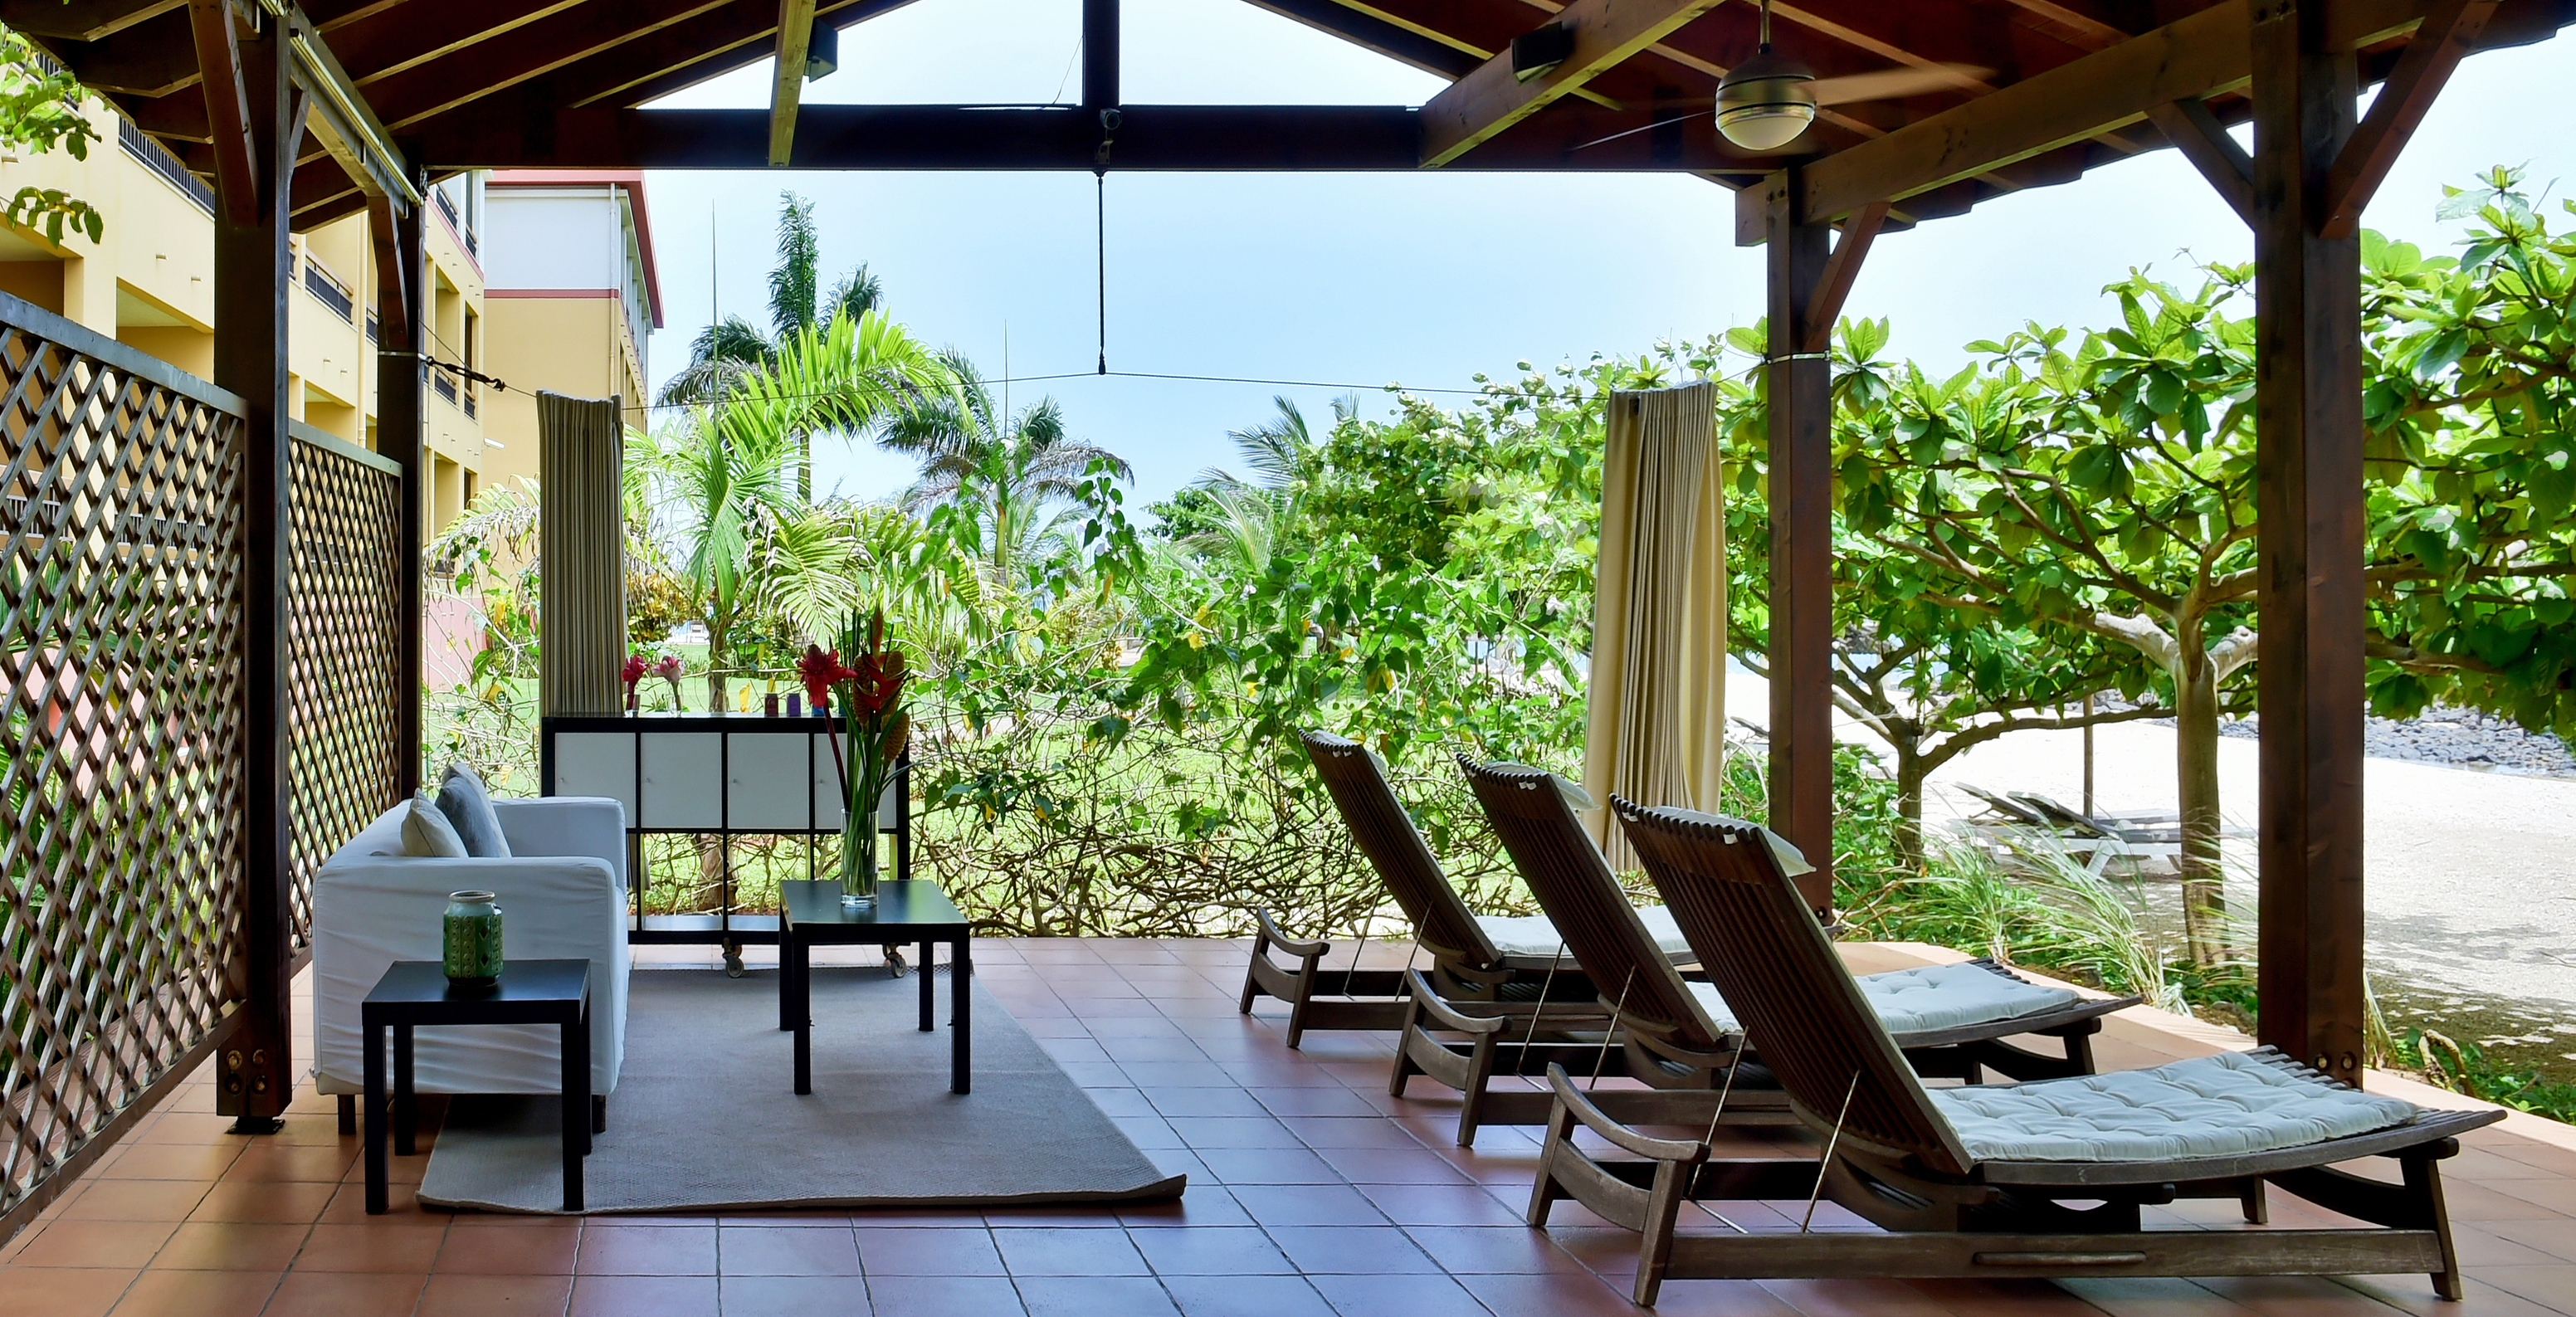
(658, 193), (887, 496)
(881, 354), (1131, 586)
(0, 25), (104, 244)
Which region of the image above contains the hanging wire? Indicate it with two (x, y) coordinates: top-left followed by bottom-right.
(1095, 171), (1108, 375)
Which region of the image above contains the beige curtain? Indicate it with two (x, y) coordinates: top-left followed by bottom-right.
(539, 391), (627, 717)
(1581, 383), (1727, 871)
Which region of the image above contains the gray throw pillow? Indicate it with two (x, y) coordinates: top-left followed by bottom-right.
(402, 790), (468, 858)
(436, 762), (512, 858)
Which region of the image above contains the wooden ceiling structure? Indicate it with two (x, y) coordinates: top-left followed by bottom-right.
(10, 0), (2569, 1120)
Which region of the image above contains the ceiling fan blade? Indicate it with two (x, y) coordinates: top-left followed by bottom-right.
(1808, 64), (1991, 105)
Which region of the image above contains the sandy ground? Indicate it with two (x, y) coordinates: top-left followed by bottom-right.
(1721, 667), (2576, 1057)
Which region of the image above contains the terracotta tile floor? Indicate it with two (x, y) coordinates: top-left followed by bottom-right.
(7, 938), (2576, 1315)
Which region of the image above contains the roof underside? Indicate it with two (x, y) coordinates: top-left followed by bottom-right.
(12, 0), (2574, 233)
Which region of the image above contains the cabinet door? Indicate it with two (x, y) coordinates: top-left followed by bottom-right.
(553, 733), (637, 818)
(638, 731), (723, 830)
(727, 733), (815, 831)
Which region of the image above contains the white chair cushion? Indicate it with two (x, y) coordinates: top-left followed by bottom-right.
(1855, 962), (2081, 1034)
(1682, 961), (2083, 1039)
(1476, 905), (1695, 960)
(1927, 1051), (2421, 1163)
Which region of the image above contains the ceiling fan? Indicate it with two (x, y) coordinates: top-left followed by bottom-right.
(1577, 0), (1991, 154)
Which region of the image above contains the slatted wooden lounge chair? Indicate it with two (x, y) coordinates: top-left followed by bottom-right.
(1436, 758), (2133, 1147)
(1241, 730), (1685, 1046)
(1534, 796), (2503, 1306)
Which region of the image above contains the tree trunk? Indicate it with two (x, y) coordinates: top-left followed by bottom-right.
(2174, 646), (2229, 967)
(1893, 739), (1927, 869)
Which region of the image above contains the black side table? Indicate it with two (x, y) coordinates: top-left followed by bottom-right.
(362, 958), (593, 1213)
(778, 880), (973, 1096)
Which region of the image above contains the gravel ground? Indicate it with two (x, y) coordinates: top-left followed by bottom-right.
(2141, 702), (2575, 777)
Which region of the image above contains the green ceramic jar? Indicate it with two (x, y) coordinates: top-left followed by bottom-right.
(442, 890), (503, 989)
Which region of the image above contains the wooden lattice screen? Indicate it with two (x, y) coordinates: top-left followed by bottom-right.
(285, 423), (405, 950)
(0, 295), (249, 1217)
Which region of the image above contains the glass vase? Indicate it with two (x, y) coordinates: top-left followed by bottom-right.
(838, 820), (877, 910)
(442, 890), (503, 991)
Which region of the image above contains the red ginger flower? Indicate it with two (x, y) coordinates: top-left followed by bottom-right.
(650, 654), (682, 680)
(797, 644), (857, 710)
(621, 655), (648, 690)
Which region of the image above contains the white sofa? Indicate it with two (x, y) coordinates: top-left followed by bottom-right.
(310, 796), (630, 1102)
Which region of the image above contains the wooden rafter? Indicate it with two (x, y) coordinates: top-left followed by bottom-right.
(2145, 96), (2254, 224)
(188, 0), (257, 225)
(0, 0), (184, 42)
(1420, 0), (1727, 167)
(1764, 0), (2444, 229)
(1801, 198), (1886, 353)
(2321, 0), (2497, 237)
(769, 0), (817, 166)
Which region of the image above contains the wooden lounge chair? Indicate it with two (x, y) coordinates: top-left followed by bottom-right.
(1241, 730), (1675, 1046)
(1532, 795), (2503, 1305)
(1430, 758), (2133, 1147)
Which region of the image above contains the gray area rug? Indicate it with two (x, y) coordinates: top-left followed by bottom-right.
(417, 968), (1184, 1214)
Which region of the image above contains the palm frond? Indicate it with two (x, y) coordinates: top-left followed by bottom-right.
(768, 192), (821, 339)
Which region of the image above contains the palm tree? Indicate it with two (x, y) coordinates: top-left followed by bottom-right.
(660, 193), (887, 497)
(1170, 395), (1344, 573)
(881, 354), (1132, 583)
(638, 310), (944, 707)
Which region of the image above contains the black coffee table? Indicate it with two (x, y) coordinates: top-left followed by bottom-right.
(361, 958), (593, 1213)
(778, 880), (973, 1095)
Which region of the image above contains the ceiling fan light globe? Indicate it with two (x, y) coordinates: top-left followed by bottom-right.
(1715, 50), (1817, 151)
(1715, 93), (1815, 150)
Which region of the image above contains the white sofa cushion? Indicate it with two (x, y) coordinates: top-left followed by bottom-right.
(310, 796), (629, 1097)
(1927, 1051), (2421, 1163)
(401, 790), (467, 857)
(1476, 906), (1695, 960)
(1684, 961), (2084, 1038)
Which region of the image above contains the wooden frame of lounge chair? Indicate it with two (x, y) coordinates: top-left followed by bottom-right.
(1533, 797), (2502, 1306)
(1436, 758), (2136, 1148)
(1240, 730), (1608, 1047)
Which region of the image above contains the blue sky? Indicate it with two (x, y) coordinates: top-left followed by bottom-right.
(639, 0), (2576, 513)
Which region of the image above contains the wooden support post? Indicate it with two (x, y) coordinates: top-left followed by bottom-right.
(2251, 0), (2367, 1085)
(1763, 168), (1837, 916)
(373, 173), (427, 797)
(212, 16), (304, 1130)
(1082, 0), (1119, 109)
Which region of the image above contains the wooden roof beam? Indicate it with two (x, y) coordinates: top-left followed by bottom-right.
(1420, 0), (1729, 167)
(769, 0), (816, 166)
(0, 0), (184, 42)
(2145, 95), (2253, 223)
(1232, 0), (1490, 79)
(1755, 0), (2443, 233)
(2321, 0), (2496, 237)
(188, 0), (257, 224)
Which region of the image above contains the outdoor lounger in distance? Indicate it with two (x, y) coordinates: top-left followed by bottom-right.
(1242, 730), (1699, 1047)
(1426, 757), (2134, 1148)
(1525, 796), (2501, 1305)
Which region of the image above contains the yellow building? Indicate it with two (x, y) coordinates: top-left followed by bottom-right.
(476, 169), (662, 499)
(0, 101), (664, 542)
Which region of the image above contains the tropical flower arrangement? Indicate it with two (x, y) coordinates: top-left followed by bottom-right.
(798, 610), (910, 905)
(620, 655), (648, 712)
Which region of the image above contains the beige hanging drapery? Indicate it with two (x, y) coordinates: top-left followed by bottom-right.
(1580, 383), (1727, 871)
(538, 391), (628, 717)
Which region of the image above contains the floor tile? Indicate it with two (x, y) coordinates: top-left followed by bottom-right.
(414, 1271), (575, 1317)
(305, 1221), (459, 1273)
(1161, 1273), (1338, 1317)
(185, 1179), (338, 1224)
(11, 1220), (178, 1270)
(993, 1226), (1150, 1276)
(260, 1270), (428, 1317)
(1168, 1117), (1304, 1150)
(1305, 1271), (1495, 1317)
(1266, 1225), (1442, 1274)
(1116, 1188), (1256, 1228)
(1403, 1224), (1592, 1274)
(720, 1275), (871, 1315)
(1454, 1270), (1643, 1317)
(59, 1179), (211, 1222)
(1129, 1225), (1295, 1275)
(1195, 1148), (1344, 1184)
(1016, 1275), (1183, 1317)
(567, 1273), (720, 1317)
(1356, 1183), (1525, 1227)
(107, 1268), (282, 1317)
(575, 1222), (719, 1275)
(854, 1225), (1004, 1275)
(0, 1265), (138, 1317)
(435, 1222), (582, 1273)
(719, 1225), (863, 1275)
(1230, 1184), (1390, 1227)
(148, 1221), (311, 1271)
(864, 1274), (1027, 1315)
